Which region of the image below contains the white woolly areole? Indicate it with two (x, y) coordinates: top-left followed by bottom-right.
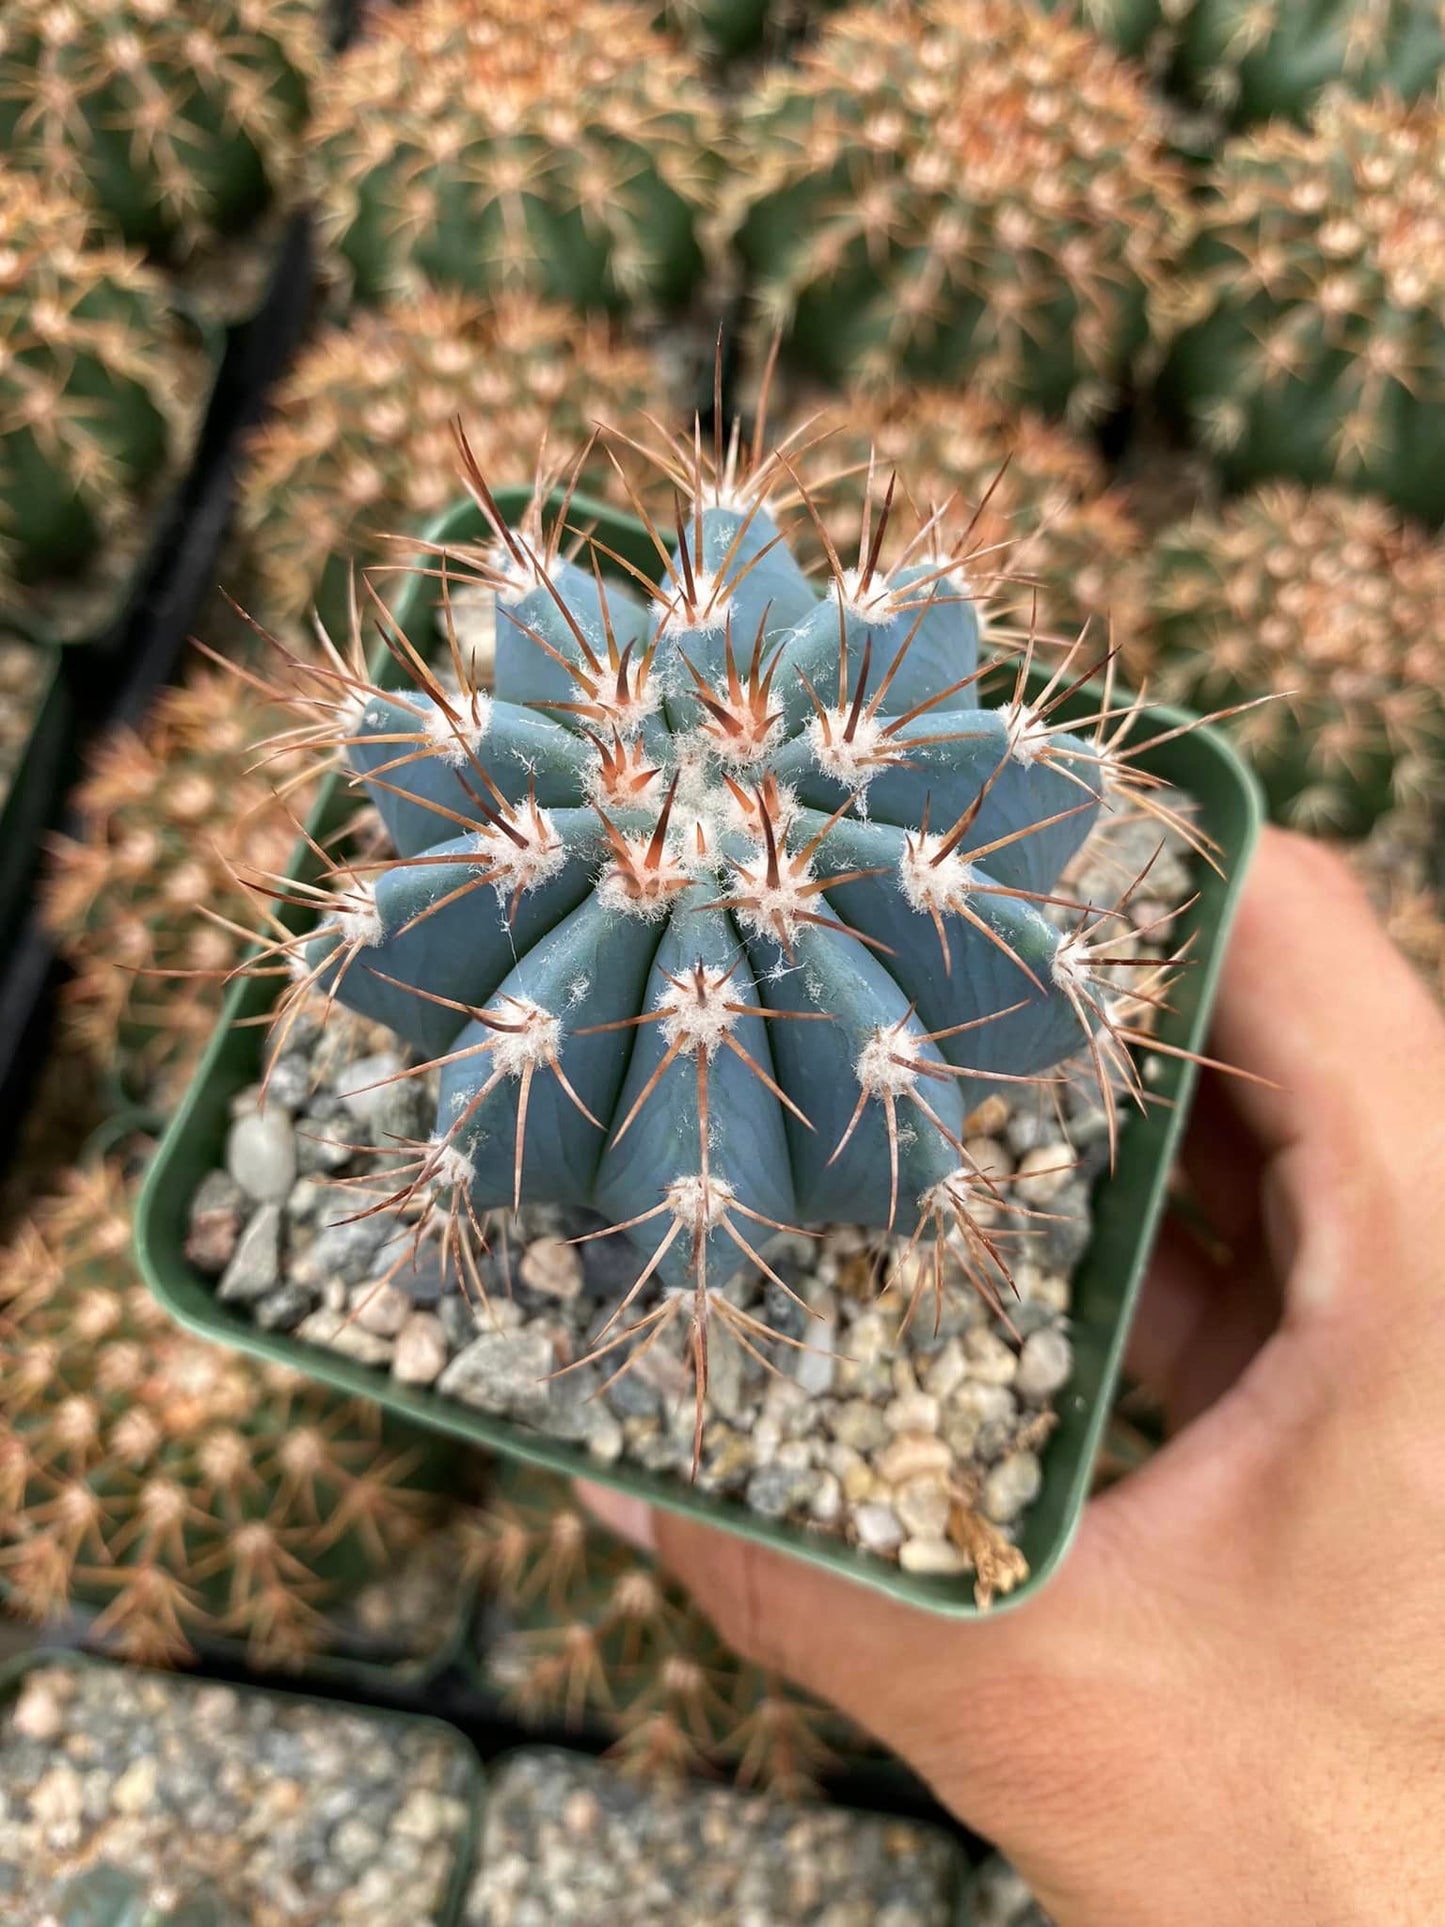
(423, 692), (492, 766)
(656, 566), (734, 636)
(1004, 701), (1053, 766)
(854, 1025), (921, 1099)
(665, 1172), (735, 1234)
(721, 777), (798, 844)
(1051, 930), (1105, 997)
(594, 684), (660, 736)
(657, 971), (741, 1057)
(830, 567), (900, 622)
(728, 848), (816, 945)
(898, 833), (977, 918)
(596, 833), (694, 920)
(486, 997), (562, 1078)
(488, 540), (551, 598)
(426, 1138), (475, 1194)
(472, 810), (566, 894)
(806, 709), (888, 783)
(333, 883), (383, 949)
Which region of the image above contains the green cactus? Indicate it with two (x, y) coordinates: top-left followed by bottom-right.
(1127, 483), (1445, 835)
(251, 416), (1202, 1455)
(0, 172), (208, 627)
(1175, 0), (1445, 123)
(312, 0), (719, 313)
(0, 1165), (443, 1671)
(1161, 91), (1445, 525)
(469, 1466), (850, 1790)
(0, 0), (319, 260)
(1036, 0), (1172, 61)
(732, 0), (1189, 420)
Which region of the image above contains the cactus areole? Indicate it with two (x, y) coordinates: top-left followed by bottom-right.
(265, 426), (1197, 1465)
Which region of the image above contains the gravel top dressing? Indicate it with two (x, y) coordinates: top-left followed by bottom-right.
(186, 800), (1191, 1605)
(465, 1747), (966, 1925)
(0, 1661), (476, 1925)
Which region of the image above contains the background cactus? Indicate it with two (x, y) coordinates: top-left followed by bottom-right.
(238, 291), (675, 630)
(0, 173), (208, 627)
(42, 666), (314, 1106)
(0, 0), (320, 262)
(1175, 0), (1445, 123)
(469, 1466), (851, 1791)
(1129, 484), (1445, 832)
(1036, 0), (1171, 61)
(254, 422), (1195, 1456)
(1162, 91), (1445, 524)
(311, 0), (719, 313)
(775, 386), (1146, 656)
(732, 0), (1189, 420)
(0, 1165), (443, 1670)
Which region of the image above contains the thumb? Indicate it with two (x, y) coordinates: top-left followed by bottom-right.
(580, 1481), (1152, 1848)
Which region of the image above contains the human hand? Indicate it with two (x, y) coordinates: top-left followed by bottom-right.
(582, 827), (1445, 1926)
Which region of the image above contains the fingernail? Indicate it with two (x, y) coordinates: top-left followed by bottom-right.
(575, 1480), (656, 1553)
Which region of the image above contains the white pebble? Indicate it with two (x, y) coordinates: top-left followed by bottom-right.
(983, 1450), (1043, 1524)
(352, 1281), (412, 1337)
(876, 1433), (952, 1485)
(961, 1136), (1014, 1183)
(963, 1327), (1018, 1386)
(1015, 1327), (1074, 1401)
(225, 1111), (297, 1203)
(392, 1313), (449, 1387)
(852, 1502), (904, 1553)
(519, 1238), (583, 1300)
(1014, 1145), (1073, 1205)
(899, 1537), (970, 1577)
(884, 1391), (939, 1435)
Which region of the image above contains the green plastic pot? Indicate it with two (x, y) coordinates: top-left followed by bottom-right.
(137, 488), (1263, 1621)
(0, 1647), (486, 1926)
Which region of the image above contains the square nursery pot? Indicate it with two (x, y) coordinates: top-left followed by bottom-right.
(138, 488), (1264, 1620)
(0, 1647), (485, 1927)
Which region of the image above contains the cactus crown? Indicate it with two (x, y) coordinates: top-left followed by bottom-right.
(242, 409), (1209, 1465)
(312, 0), (718, 312)
(1166, 89), (1445, 521)
(1134, 483), (1445, 834)
(734, 0), (1188, 417)
(239, 291), (670, 626)
(0, 0), (319, 256)
(0, 1167), (435, 1669)
(0, 172), (205, 612)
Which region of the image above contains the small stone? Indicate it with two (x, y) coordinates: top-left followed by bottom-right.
(899, 1536), (970, 1576)
(518, 1238), (583, 1301)
(333, 1052), (404, 1123)
(841, 1461), (874, 1504)
(584, 1405), (624, 1464)
(436, 1329), (553, 1422)
(286, 1177), (329, 1226)
(1020, 1267), (1071, 1315)
(438, 1293), (481, 1350)
(1015, 1327), (1074, 1402)
(1014, 1145), (1073, 1205)
(960, 1136), (1014, 1183)
(225, 1111), (296, 1202)
(295, 1109), (356, 1175)
(352, 1280), (412, 1337)
(293, 1212), (396, 1290)
(331, 1816), (383, 1867)
(185, 1171), (248, 1275)
(263, 1053), (313, 1112)
(922, 1341), (967, 1401)
(217, 1204), (282, 1303)
(392, 1313), (449, 1387)
(12, 1678), (66, 1742)
(964, 1327), (1018, 1386)
(894, 1475), (953, 1539)
(253, 1281), (316, 1331)
(877, 1433), (953, 1485)
(30, 1763), (84, 1830)
(852, 1502), (904, 1554)
(828, 1401), (891, 1454)
(793, 1310), (837, 1396)
(885, 1390), (938, 1435)
(295, 1307), (395, 1367)
(746, 1463), (813, 1519)
(808, 1471), (843, 1524)
(605, 1369), (661, 1421)
(110, 1758), (158, 1814)
(983, 1450), (1043, 1524)
(963, 1094), (1011, 1138)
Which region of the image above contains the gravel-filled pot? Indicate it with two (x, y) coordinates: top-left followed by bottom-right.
(138, 486), (1262, 1620)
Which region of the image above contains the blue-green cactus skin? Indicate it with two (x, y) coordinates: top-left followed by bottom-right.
(303, 495), (1120, 1303)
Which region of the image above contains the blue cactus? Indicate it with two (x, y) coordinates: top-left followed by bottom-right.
(266, 429), (1189, 1456)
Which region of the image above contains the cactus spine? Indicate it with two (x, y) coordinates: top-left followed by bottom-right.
(1176, 1), (1445, 123)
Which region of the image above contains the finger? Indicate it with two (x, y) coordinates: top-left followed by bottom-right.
(1125, 1211), (1282, 1431)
